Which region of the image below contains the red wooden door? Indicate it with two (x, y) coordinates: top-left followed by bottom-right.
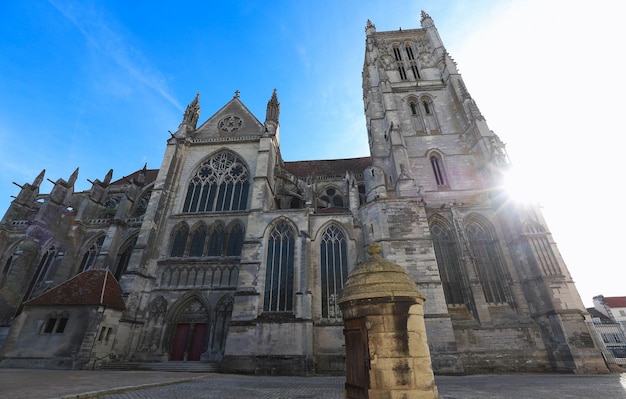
(171, 323), (190, 361)
(188, 323), (208, 361)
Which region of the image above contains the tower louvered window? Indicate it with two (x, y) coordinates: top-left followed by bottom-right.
(320, 225), (348, 320)
(183, 152), (250, 213)
(264, 220), (295, 312)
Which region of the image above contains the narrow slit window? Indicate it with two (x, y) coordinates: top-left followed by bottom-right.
(430, 155), (447, 186)
(393, 46), (402, 61)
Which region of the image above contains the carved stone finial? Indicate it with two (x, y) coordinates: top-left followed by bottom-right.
(420, 10), (431, 22)
(367, 242), (382, 258)
(182, 93), (201, 128)
(234, 90), (240, 99)
(134, 164), (147, 185)
(33, 169), (45, 188)
(366, 19), (376, 30)
(265, 88), (280, 123)
(103, 169), (113, 186)
(68, 167), (79, 186)
(457, 79), (470, 100)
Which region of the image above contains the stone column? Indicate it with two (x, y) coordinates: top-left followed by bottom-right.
(338, 243), (441, 399)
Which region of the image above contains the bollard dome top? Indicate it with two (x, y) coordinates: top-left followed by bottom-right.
(338, 242), (424, 305)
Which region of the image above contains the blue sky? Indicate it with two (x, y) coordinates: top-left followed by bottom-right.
(1, 0), (624, 306)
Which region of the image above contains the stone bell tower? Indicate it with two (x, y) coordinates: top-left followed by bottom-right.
(359, 12), (606, 373)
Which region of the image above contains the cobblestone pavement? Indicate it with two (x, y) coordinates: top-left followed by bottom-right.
(0, 369), (625, 399)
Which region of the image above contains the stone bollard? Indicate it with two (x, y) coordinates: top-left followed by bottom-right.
(338, 243), (441, 399)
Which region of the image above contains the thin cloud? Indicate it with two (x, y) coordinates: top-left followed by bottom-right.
(48, 0), (181, 109)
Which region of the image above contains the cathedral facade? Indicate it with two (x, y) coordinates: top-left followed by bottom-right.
(0, 13), (608, 375)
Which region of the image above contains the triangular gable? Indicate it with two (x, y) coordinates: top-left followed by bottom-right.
(194, 95), (264, 139)
(25, 270), (126, 310)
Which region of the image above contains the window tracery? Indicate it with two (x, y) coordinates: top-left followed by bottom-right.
(183, 152), (250, 213)
(320, 225), (348, 320)
(465, 219), (510, 304)
(264, 220), (295, 312)
(78, 236), (105, 273)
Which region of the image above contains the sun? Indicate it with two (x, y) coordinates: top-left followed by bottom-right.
(501, 166), (539, 204)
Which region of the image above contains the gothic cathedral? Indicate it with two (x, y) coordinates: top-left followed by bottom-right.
(0, 13), (608, 375)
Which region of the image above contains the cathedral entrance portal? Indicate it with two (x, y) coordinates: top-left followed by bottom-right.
(168, 296), (210, 361)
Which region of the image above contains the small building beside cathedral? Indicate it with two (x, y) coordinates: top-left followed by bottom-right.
(0, 12), (608, 375)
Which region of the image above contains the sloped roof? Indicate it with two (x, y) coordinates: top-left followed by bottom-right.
(603, 296), (626, 308)
(110, 169), (159, 187)
(284, 157), (371, 178)
(587, 307), (612, 323)
(24, 270), (126, 310)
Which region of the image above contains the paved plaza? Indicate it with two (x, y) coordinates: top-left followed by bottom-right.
(0, 369), (625, 399)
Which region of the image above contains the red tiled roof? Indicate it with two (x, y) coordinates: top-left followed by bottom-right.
(111, 169), (159, 186)
(603, 296), (626, 308)
(25, 270), (126, 310)
(284, 157), (371, 178)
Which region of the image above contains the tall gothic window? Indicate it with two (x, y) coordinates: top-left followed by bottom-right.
(430, 221), (467, 305)
(430, 154), (448, 186)
(182, 152), (250, 213)
(320, 225), (348, 320)
(263, 220), (295, 312)
(466, 219), (509, 304)
(78, 236), (105, 273)
(523, 222), (561, 276)
(35, 246), (58, 286)
(170, 224), (189, 257)
(115, 235), (137, 280)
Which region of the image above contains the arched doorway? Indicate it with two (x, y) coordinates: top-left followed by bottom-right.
(169, 296), (210, 361)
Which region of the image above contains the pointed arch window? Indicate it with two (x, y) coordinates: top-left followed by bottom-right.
(430, 154), (448, 186)
(189, 224), (207, 257)
(170, 224), (189, 257)
(226, 223), (245, 256)
(36, 246), (58, 286)
(264, 220), (295, 312)
(430, 222), (467, 305)
(320, 225), (348, 320)
(466, 220), (510, 304)
(115, 235), (137, 280)
(78, 236), (105, 273)
(27, 245), (60, 299)
(207, 224), (225, 256)
(183, 152), (250, 213)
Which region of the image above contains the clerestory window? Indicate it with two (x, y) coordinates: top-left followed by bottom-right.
(78, 236), (105, 273)
(183, 152), (250, 213)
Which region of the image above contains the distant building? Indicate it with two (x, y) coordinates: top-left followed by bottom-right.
(594, 296), (626, 332)
(587, 305), (626, 366)
(0, 12), (608, 374)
